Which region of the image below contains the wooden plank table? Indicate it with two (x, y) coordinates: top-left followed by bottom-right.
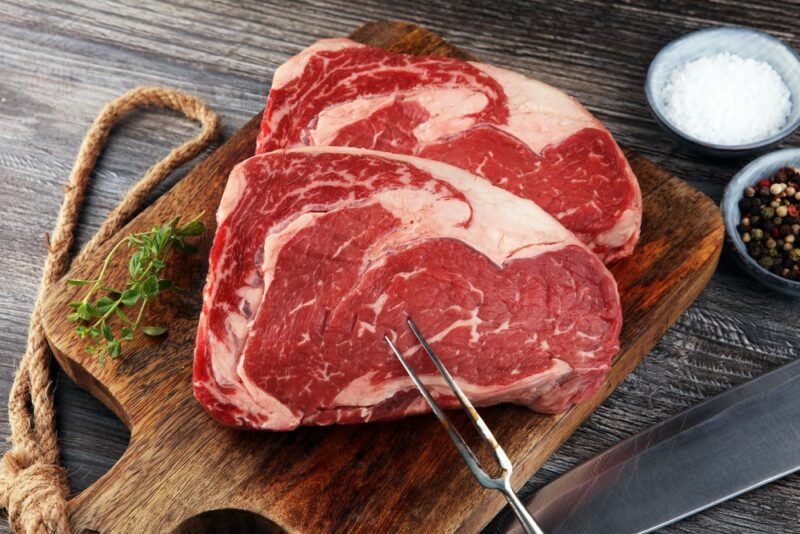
(1, 1), (798, 532)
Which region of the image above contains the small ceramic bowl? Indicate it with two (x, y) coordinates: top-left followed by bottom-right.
(721, 148), (800, 297)
(646, 27), (800, 158)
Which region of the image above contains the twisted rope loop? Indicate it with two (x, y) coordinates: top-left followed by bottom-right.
(0, 86), (220, 533)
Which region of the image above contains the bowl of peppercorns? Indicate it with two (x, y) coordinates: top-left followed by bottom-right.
(722, 148), (800, 297)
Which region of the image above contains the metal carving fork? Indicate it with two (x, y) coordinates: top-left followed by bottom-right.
(384, 318), (544, 534)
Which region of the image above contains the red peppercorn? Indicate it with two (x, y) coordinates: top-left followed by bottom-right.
(773, 227), (781, 238)
(758, 178), (771, 188)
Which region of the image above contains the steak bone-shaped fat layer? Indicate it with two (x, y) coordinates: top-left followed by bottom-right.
(193, 147), (622, 430)
(256, 38), (642, 263)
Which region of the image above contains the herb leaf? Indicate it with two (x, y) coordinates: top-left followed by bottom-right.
(120, 288), (140, 307)
(176, 219), (205, 236)
(141, 274), (159, 300)
(142, 326), (167, 336)
(67, 212), (205, 362)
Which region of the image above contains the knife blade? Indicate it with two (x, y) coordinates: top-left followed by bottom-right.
(503, 358), (800, 534)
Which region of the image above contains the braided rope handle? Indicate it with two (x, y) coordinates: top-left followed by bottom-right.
(0, 87), (221, 533)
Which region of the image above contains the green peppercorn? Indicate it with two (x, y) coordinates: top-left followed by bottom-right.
(759, 256), (774, 268)
(792, 248), (800, 262)
(752, 228), (765, 240)
(762, 206), (775, 218)
(774, 216), (784, 226)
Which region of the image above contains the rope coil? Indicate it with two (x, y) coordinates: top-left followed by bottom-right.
(0, 86), (221, 533)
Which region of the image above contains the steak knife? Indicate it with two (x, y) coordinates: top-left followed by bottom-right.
(502, 358), (800, 533)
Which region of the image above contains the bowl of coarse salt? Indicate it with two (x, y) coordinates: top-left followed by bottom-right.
(646, 27), (800, 157)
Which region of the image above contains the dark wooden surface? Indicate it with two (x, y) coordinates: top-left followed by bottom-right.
(1, 1), (798, 532)
(37, 21), (723, 533)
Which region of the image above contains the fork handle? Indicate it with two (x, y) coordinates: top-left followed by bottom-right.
(501, 481), (545, 534)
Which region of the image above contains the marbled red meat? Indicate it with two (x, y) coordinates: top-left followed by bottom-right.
(256, 39), (641, 263)
(193, 148), (621, 430)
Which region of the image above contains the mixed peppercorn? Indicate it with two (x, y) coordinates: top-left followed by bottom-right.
(738, 166), (800, 281)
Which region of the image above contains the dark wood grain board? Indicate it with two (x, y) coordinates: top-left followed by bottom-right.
(37, 21), (723, 533)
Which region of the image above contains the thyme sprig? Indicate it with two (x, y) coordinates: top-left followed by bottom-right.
(67, 213), (205, 363)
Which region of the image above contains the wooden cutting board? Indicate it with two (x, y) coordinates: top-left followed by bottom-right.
(41, 20), (724, 534)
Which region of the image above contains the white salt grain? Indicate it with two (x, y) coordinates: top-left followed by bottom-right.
(662, 52), (791, 146)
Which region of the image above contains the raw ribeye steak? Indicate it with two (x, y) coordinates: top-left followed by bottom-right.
(193, 147), (622, 430)
(255, 39), (641, 263)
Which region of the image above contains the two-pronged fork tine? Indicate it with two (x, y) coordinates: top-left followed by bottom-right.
(384, 317), (544, 534)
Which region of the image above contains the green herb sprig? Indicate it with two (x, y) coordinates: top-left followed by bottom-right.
(67, 213), (206, 363)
